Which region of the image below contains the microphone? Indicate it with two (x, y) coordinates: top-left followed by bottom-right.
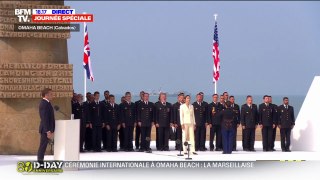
(53, 105), (69, 119)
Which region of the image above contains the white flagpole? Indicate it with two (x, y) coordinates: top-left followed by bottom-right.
(83, 16), (87, 101)
(214, 14), (218, 94)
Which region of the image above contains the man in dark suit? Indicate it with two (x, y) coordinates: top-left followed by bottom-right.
(100, 90), (110, 151)
(229, 96), (240, 151)
(73, 94), (86, 152)
(193, 93), (208, 151)
(155, 93), (172, 151)
(241, 95), (259, 151)
(207, 94), (224, 151)
(89, 91), (104, 152)
(120, 92), (136, 152)
(259, 95), (276, 151)
(83, 92), (93, 151)
(137, 92), (154, 152)
(172, 93), (184, 150)
(105, 95), (121, 152)
(37, 88), (55, 162)
(134, 91), (144, 150)
(269, 96), (278, 151)
(278, 97), (295, 152)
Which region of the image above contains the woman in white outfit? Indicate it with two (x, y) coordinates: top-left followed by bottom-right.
(180, 95), (197, 155)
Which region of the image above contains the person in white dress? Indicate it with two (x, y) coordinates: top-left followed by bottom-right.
(180, 95), (197, 155)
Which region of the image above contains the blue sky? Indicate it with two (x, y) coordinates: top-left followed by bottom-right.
(66, 1), (320, 96)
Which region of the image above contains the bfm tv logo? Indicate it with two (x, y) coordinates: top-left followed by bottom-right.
(15, 9), (31, 23)
(17, 161), (64, 173)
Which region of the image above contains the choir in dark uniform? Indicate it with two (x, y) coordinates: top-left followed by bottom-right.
(71, 91), (295, 154)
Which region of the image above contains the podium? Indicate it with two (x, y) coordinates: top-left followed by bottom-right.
(54, 119), (80, 170)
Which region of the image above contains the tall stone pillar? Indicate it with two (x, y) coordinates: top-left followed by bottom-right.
(0, 1), (73, 155)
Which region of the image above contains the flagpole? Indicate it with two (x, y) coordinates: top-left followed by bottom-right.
(214, 13), (218, 94)
(83, 13), (87, 101)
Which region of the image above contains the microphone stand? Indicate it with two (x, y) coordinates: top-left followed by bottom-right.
(176, 139), (183, 156)
(184, 141), (192, 160)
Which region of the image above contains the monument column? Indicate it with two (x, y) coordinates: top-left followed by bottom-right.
(0, 1), (73, 155)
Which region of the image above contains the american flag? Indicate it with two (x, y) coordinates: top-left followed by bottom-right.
(83, 22), (94, 82)
(212, 20), (220, 82)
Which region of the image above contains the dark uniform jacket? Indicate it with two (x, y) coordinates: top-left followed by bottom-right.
(172, 102), (183, 127)
(192, 101), (208, 127)
(104, 103), (121, 129)
(39, 99), (55, 133)
(219, 108), (236, 130)
(240, 104), (259, 128)
(277, 105), (295, 128)
(269, 103), (279, 125)
(137, 101), (154, 127)
(154, 101), (172, 127)
(72, 102), (85, 125)
(259, 103), (275, 126)
(120, 101), (136, 126)
(89, 101), (104, 127)
(207, 102), (224, 125)
(230, 103), (241, 125)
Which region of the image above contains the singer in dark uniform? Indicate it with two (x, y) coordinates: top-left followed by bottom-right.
(120, 92), (136, 152)
(192, 93), (208, 151)
(37, 88), (55, 162)
(259, 95), (276, 151)
(207, 94), (224, 151)
(134, 91), (144, 150)
(219, 101), (236, 154)
(137, 92), (154, 152)
(229, 96), (240, 151)
(73, 94), (86, 152)
(240, 95), (259, 151)
(278, 97), (295, 152)
(105, 95), (121, 152)
(172, 92), (184, 150)
(154, 93), (172, 151)
(89, 91), (104, 152)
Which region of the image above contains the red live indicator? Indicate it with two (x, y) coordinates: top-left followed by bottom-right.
(32, 14), (94, 23)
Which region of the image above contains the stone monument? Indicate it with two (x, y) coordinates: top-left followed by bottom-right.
(0, 1), (73, 155)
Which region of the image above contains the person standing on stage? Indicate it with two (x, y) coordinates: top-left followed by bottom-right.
(269, 95), (278, 151)
(193, 93), (207, 151)
(73, 94), (86, 152)
(259, 95), (276, 151)
(89, 91), (103, 152)
(154, 93), (172, 151)
(229, 96), (240, 151)
(101, 90), (110, 151)
(137, 92), (154, 152)
(84, 92), (93, 151)
(172, 93), (184, 150)
(180, 95), (197, 155)
(220, 101), (237, 154)
(277, 97), (295, 152)
(37, 88), (55, 162)
(120, 92), (136, 152)
(207, 94), (224, 151)
(241, 95), (259, 151)
(134, 91), (145, 150)
(105, 95), (121, 152)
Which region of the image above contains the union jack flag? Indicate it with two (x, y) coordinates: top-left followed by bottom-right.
(83, 22), (94, 82)
(212, 20), (220, 82)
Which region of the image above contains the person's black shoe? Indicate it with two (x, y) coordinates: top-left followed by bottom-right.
(112, 150), (118, 152)
(106, 149), (111, 152)
(250, 149), (256, 152)
(232, 148), (237, 151)
(222, 152), (227, 154)
(95, 149), (102, 152)
(195, 148), (199, 152)
(204, 147), (208, 151)
(138, 148), (145, 152)
(215, 148), (222, 151)
(210, 148), (214, 151)
(263, 149), (267, 152)
(80, 149), (84, 152)
(192, 152), (198, 155)
(286, 149), (291, 152)
(282, 150), (286, 152)
(200, 148), (205, 152)
(271, 149), (276, 151)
